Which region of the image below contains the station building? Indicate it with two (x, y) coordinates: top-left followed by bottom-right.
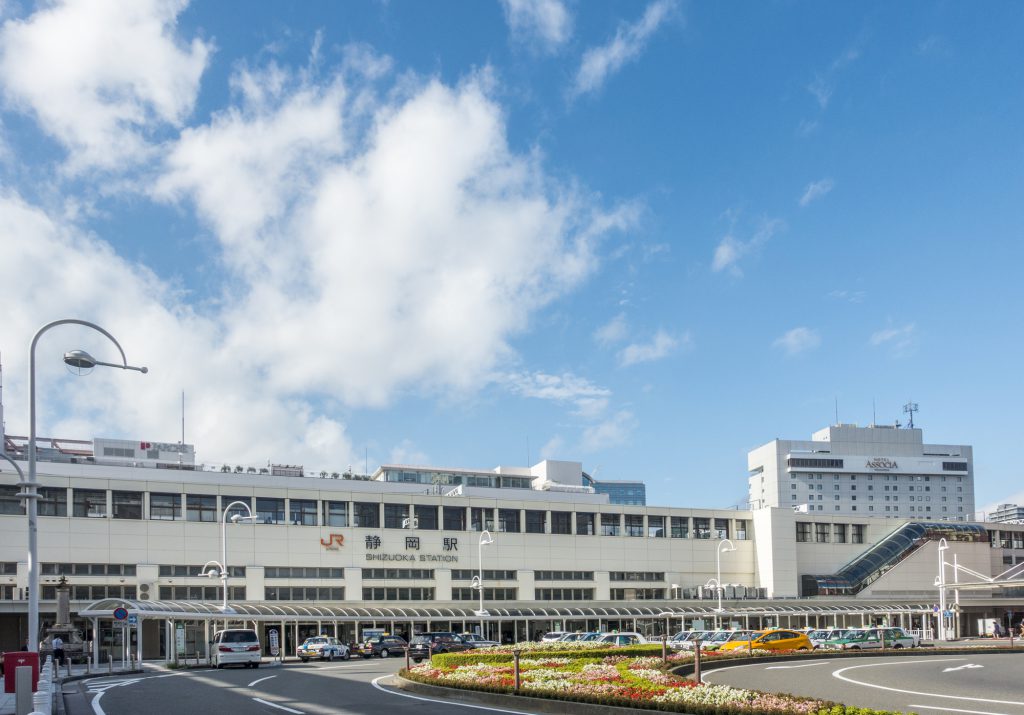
(0, 427), (1021, 662)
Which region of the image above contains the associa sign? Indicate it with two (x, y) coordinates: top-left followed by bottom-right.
(865, 457), (898, 471)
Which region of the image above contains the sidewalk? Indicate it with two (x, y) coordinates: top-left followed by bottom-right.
(1, 661), (141, 715)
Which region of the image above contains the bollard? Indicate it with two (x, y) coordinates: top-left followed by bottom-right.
(405, 643), (411, 671)
(661, 635), (667, 664)
(747, 635), (753, 658)
(108, 654), (113, 674)
(16, 665), (34, 715)
(513, 649), (521, 693)
(693, 640), (702, 684)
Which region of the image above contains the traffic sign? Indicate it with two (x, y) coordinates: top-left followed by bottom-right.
(113, 607), (128, 621)
(128, 614), (138, 626)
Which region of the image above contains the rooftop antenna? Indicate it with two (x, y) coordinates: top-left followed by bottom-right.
(834, 397), (839, 425)
(526, 436), (530, 466)
(903, 401), (919, 429)
(872, 398), (876, 426)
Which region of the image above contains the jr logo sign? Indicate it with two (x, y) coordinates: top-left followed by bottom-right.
(320, 534), (345, 550)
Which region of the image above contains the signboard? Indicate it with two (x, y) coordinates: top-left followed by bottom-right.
(128, 614), (138, 626)
(175, 625), (185, 656)
(361, 627), (385, 642)
(269, 629), (280, 657)
(113, 607), (128, 621)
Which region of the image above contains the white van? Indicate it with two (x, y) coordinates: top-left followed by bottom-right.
(598, 632), (649, 646)
(212, 628), (262, 668)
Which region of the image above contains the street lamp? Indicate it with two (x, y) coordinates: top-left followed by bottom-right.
(936, 538), (949, 641)
(203, 500), (257, 612)
(713, 538), (736, 626)
(26, 319), (147, 652)
(470, 530), (495, 619)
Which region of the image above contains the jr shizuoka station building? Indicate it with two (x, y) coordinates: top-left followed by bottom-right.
(1, 418), (1023, 662)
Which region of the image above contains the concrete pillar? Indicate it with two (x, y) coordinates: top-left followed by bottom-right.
(92, 618), (100, 669)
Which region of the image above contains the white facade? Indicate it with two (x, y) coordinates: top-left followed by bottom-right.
(748, 424), (975, 520)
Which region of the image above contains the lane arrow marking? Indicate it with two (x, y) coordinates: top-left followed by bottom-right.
(942, 664), (984, 672)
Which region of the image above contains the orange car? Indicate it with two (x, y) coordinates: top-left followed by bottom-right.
(717, 629), (812, 652)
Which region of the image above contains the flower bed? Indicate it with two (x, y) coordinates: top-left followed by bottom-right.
(404, 649), (903, 714)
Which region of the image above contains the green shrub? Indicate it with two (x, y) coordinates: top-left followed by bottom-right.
(431, 643), (662, 667)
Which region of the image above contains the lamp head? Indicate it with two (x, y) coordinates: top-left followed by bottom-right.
(480, 531), (495, 546)
(231, 514), (257, 523)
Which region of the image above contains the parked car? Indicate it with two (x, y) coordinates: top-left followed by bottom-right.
(358, 634), (408, 658)
(460, 633), (500, 647)
(540, 631), (569, 642)
(409, 632), (475, 663)
(211, 628), (262, 669)
(702, 630), (759, 651)
(670, 631), (712, 650)
(297, 636), (350, 662)
(808, 629), (847, 649)
(821, 627), (916, 651)
(718, 629), (812, 652)
(598, 632), (649, 646)
(559, 632), (601, 642)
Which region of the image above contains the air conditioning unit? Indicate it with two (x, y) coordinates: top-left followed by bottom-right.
(139, 584), (150, 593)
(139, 593), (149, 600)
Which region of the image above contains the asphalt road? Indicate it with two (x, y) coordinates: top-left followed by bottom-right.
(701, 652), (1024, 715)
(62, 657), (542, 715)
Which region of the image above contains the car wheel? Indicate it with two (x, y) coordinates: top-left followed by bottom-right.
(893, 644), (904, 649)
(797, 647), (809, 652)
(380, 648), (390, 658)
(344, 650), (351, 660)
(413, 659), (422, 664)
(216, 663), (223, 669)
(849, 646), (860, 650)
(300, 657), (308, 663)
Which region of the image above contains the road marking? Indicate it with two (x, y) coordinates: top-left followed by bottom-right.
(943, 664), (984, 672)
(249, 674), (277, 687)
(765, 662), (831, 669)
(371, 675), (535, 714)
(909, 705), (1011, 715)
(832, 660), (1024, 707)
(91, 691), (106, 715)
(252, 697), (304, 713)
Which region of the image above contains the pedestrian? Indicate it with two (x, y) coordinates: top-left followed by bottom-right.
(52, 635), (65, 666)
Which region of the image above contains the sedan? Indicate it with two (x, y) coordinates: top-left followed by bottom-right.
(358, 635), (408, 658)
(297, 636), (349, 662)
(718, 629), (812, 653)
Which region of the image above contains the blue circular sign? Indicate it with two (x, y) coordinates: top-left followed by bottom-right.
(113, 607), (128, 621)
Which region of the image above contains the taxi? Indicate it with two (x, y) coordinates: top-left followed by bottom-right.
(820, 627), (916, 650)
(717, 629), (812, 652)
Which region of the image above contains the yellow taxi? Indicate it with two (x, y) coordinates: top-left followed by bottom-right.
(717, 629), (812, 653)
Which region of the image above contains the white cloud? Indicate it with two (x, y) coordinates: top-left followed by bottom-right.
(594, 313), (628, 345)
(539, 435), (566, 460)
(579, 410), (636, 452)
(505, 371), (610, 405)
(773, 327), (820, 356)
(870, 323), (916, 356)
(388, 439), (430, 467)
(799, 178), (834, 207)
(501, 0), (572, 51)
(805, 44), (861, 111)
(618, 329), (684, 367)
(828, 289), (865, 304)
(0, 0), (211, 172)
(711, 217), (783, 276)
(571, 0), (676, 98)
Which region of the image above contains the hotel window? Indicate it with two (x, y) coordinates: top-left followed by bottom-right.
(323, 501), (349, 527)
(714, 519), (730, 539)
(795, 522), (811, 542)
(0, 486), (24, 515)
(624, 514), (644, 537)
(525, 510), (546, 533)
(670, 516), (689, 538)
(414, 505), (438, 530)
(815, 523), (830, 543)
(353, 502), (380, 528)
(384, 503), (409, 529)
(443, 506), (465, 531)
(551, 511), (572, 535)
(222, 497), (252, 520)
(575, 512), (595, 535)
(647, 515), (665, 538)
(73, 489), (107, 518)
(256, 497), (285, 524)
(693, 517), (711, 539)
(38, 487), (67, 517)
(471, 507), (494, 532)
(150, 493), (181, 520)
(187, 494), (217, 522)
(601, 513), (621, 536)
(289, 499), (318, 526)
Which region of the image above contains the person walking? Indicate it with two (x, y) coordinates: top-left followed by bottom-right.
(52, 635), (65, 666)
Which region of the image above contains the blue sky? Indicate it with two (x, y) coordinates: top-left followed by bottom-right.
(0, 0), (1021, 514)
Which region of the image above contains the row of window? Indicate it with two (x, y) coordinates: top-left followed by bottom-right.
(42, 563), (136, 576)
(452, 587), (518, 600)
(535, 570), (593, 581)
(363, 569), (434, 580)
(535, 588), (594, 601)
(794, 484), (964, 494)
(266, 587), (344, 601)
(362, 587), (435, 601)
(609, 588), (666, 599)
(0, 487), (749, 539)
(610, 572), (665, 582)
(795, 523), (866, 544)
(158, 565), (246, 577)
(798, 503), (965, 515)
(451, 570), (516, 580)
(264, 567), (344, 579)
(47, 585), (137, 600)
(159, 586), (246, 600)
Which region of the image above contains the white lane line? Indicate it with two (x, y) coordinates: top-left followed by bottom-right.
(909, 705), (1012, 715)
(370, 675), (535, 714)
(765, 662), (831, 670)
(249, 674), (277, 687)
(91, 691), (106, 715)
(315, 662), (379, 671)
(832, 660), (1024, 707)
(252, 697), (305, 713)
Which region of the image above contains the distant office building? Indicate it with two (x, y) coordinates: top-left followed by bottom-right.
(989, 503), (1024, 524)
(582, 473), (646, 505)
(748, 423), (975, 520)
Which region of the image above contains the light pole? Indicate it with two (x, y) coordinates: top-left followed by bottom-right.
(470, 530), (495, 635)
(936, 538), (949, 641)
(25, 319), (147, 652)
(203, 500), (257, 612)
(713, 538), (736, 628)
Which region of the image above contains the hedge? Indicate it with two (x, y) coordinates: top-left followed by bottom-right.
(429, 643), (663, 667)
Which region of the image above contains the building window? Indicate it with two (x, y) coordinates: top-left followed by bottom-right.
(150, 493), (181, 520)
(787, 458), (844, 468)
(470, 507), (494, 532)
(452, 570), (516, 580)
(525, 510), (546, 534)
(323, 501), (349, 527)
(693, 517), (711, 539)
(412, 505), (437, 530)
(256, 498), (285, 524)
(796, 522), (811, 543)
(364, 569), (434, 579)
(535, 571), (594, 581)
(624, 514), (644, 537)
(73, 489), (107, 518)
(670, 516), (689, 538)
(0, 486), (25, 515)
(646, 515), (665, 538)
(384, 503), (409, 529)
(38, 487), (67, 517)
(222, 497), (252, 520)
(362, 587), (434, 601)
(443, 506), (465, 531)
(289, 499), (318, 526)
(353, 502), (380, 528)
(265, 566), (343, 578)
(851, 524), (865, 543)
(610, 588), (665, 600)
(186, 494), (217, 522)
(575, 512), (595, 535)
(610, 572), (664, 582)
(453, 587), (516, 600)
(833, 523), (847, 543)
(714, 519), (730, 539)
(601, 513), (621, 536)
(815, 523), (830, 543)
(534, 588), (594, 600)
(266, 587), (343, 601)
(551, 511), (572, 535)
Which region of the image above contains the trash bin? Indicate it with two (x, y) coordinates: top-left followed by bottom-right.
(2, 651), (39, 693)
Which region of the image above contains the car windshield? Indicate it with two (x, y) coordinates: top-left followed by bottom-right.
(709, 632), (732, 642)
(726, 631), (754, 641)
(221, 631), (257, 643)
(809, 630), (828, 640)
(304, 638), (327, 645)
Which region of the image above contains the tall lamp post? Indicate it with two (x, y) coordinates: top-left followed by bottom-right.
(203, 500), (257, 612)
(25, 319), (147, 652)
(935, 538), (949, 641)
(712, 538), (736, 628)
(470, 530), (495, 635)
